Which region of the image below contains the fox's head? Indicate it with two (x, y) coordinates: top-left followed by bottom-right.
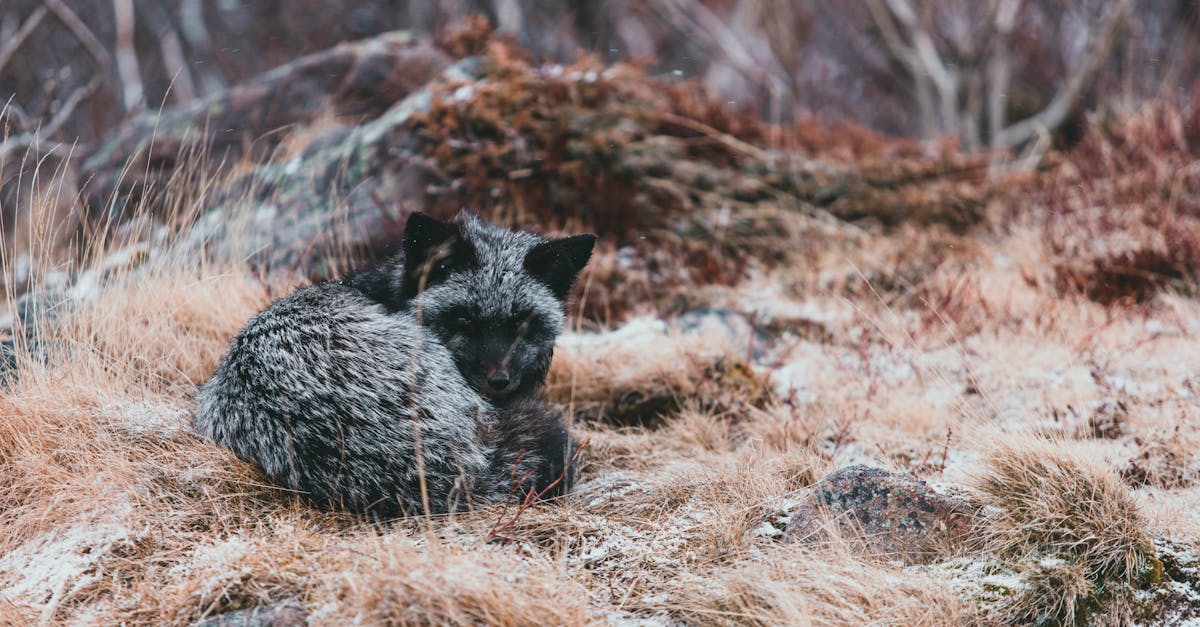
(399, 211), (595, 405)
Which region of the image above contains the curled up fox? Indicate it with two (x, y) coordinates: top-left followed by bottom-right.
(193, 211), (595, 517)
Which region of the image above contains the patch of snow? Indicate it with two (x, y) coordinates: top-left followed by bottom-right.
(602, 610), (677, 627)
(921, 381), (963, 410)
(756, 494), (807, 540)
(97, 399), (188, 438)
(770, 343), (838, 402)
(577, 472), (650, 509)
(1036, 556), (1066, 569)
(0, 517), (137, 608)
(1100, 371), (1166, 398)
(935, 448), (983, 485)
(557, 316), (667, 351)
(753, 520), (782, 539)
(614, 246), (638, 270)
(255, 204), (280, 225)
(916, 556), (1027, 614)
(979, 570), (1027, 593)
(171, 536), (262, 601)
(448, 84), (475, 103)
(735, 288), (852, 329)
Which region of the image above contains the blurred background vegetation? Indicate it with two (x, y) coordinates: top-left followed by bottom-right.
(2, 1), (1199, 322)
(2, 0), (1196, 146)
(2, 7), (1200, 623)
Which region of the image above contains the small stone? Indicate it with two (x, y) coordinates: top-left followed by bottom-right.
(782, 465), (979, 564)
(193, 605), (308, 627)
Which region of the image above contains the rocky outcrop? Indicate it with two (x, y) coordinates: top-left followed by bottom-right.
(82, 32), (451, 221)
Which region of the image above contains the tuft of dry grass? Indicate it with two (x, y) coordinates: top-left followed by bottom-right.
(999, 557), (1096, 627)
(977, 436), (1155, 583)
(672, 545), (969, 626)
(975, 435), (1160, 624)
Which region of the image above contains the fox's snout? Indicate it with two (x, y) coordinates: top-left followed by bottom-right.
(486, 367), (511, 392)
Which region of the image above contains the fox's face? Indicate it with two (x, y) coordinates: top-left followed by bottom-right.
(400, 212), (595, 404)
(426, 299), (557, 402)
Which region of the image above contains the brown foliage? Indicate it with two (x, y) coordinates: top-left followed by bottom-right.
(1034, 102), (1200, 305)
(400, 33), (996, 322)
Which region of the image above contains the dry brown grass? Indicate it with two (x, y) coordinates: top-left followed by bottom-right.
(968, 434), (1176, 625)
(977, 436), (1156, 585)
(3, 102), (1200, 625)
(548, 316), (774, 428)
(673, 546), (970, 626)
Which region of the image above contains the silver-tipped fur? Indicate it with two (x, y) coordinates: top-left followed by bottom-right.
(193, 211), (594, 516)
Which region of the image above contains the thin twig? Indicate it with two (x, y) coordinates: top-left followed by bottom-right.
(486, 439), (589, 541)
(42, 0), (113, 73)
(994, 0), (1132, 149)
(0, 6), (49, 77)
(0, 79), (99, 162)
(656, 112), (772, 163)
(42, 80), (99, 138)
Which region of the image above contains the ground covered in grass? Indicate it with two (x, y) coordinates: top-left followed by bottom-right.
(3, 25), (1200, 626)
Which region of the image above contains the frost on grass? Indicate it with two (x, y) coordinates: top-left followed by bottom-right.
(3, 47), (1200, 623)
(4, 256), (1200, 624)
(96, 399), (190, 440)
(0, 511), (139, 611)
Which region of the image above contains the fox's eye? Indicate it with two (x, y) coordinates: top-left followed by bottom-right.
(454, 316), (472, 330)
(513, 312), (536, 336)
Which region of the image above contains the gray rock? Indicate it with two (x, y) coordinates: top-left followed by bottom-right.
(782, 465), (979, 564)
(193, 605), (308, 627)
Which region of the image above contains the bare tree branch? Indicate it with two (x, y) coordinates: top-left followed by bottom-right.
(994, 0), (1132, 149)
(159, 26), (196, 104)
(986, 0), (1020, 145)
(886, 0), (956, 104)
(113, 0), (145, 110)
(0, 79), (99, 163)
(866, 0), (948, 137)
(649, 0), (793, 116)
(867, 0), (919, 72)
(870, 0), (1130, 157)
(178, 0), (226, 93)
(0, 6), (49, 77)
(42, 0), (113, 73)
(885, 0), (960, 136)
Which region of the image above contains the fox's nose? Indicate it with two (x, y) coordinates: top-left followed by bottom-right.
(486, 370), (511, 392)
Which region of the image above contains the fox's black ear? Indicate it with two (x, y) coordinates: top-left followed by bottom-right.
(403, 213), (456, 263)
(523, 234), (597, 301)
(401, 212), (476, 301)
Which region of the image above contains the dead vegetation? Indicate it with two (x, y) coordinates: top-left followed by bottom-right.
(1037, 102), (1200, 306)
(395, 22), (1003, 322)
(975, 436), (1159, 624)
(3, 162), (1198, 623)
(2, 24), (1200, 626)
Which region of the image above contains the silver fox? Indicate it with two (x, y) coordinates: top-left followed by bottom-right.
(193, 212), (595, 516)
